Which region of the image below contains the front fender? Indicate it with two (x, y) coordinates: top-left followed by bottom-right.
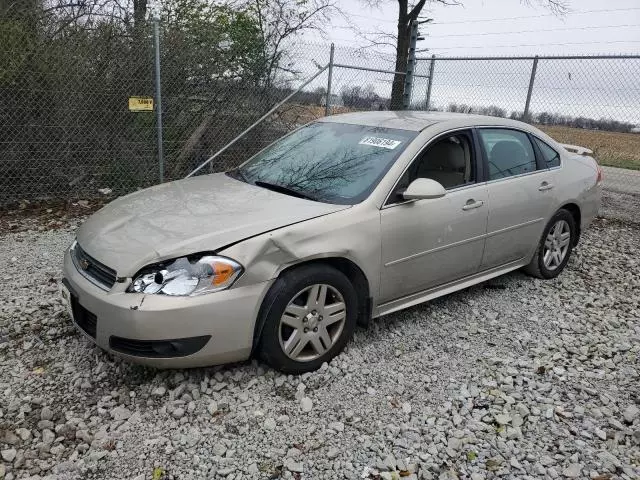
(219, 205), (381, 305)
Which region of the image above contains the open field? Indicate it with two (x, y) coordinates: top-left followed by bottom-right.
(279, 106), (640, 171)
(538, 125), (640, 170)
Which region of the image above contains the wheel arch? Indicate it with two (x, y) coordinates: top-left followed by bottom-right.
(251, 257), (372, 354)
(559, 202), (581, 246)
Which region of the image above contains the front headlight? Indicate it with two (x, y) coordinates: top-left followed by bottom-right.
(129, 255), (243, 296)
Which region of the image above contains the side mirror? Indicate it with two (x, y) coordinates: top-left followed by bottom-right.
(402, 178), (446, 200)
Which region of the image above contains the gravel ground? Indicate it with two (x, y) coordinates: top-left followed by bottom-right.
(601, 190), (640, 226)
(1, 216), (639, 480)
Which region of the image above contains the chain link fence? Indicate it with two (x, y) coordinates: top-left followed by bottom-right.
(0, 14), (336, 202)
(1, 20), (157, 201)
(1, 14), (639, 221)
(415, 55), (640, 172)
(412, 54), (640, 222)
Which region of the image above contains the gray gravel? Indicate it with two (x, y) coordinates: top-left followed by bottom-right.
(1, 217), (639, 480)
(602, 166), (640, 197)
(601, 190), (640, 226)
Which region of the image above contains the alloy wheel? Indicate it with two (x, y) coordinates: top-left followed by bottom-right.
(543, 219), (571, 271)
(278, 284), (347, 362)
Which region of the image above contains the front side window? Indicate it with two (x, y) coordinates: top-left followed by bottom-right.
(478, 129), (537, 180)
(533, 137), (561, 169)
(230, 122), (417, 205)
(413, 132), (475, 189)
(387, 131), (475, 204)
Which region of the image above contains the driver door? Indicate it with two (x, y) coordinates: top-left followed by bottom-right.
(379, 130), (489, 304)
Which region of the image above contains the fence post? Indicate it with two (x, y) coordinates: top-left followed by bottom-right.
(402, 20), (419, 110)
(325, 43), (335, 116)
(425, 54), (436, 110)
(187, 64), (330, 177)
(153, 18), (164, 183)
(523, 55), (538, 122)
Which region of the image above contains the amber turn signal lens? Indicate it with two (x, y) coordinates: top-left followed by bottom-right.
(211, 261), (236, 286)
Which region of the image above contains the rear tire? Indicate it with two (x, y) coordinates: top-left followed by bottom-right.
(257, 264), (358, 374)
(524, 209), (576, 279)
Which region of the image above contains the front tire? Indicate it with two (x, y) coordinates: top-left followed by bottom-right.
(524, 209), (576, 279)
(257, 264), (358, 374)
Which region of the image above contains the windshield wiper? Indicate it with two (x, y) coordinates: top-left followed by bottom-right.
(254, 180), (319, 202)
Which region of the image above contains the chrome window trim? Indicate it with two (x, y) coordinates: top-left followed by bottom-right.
(485, 168), (546, 185)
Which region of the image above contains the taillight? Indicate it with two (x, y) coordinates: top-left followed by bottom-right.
(596, 164), (603, 184)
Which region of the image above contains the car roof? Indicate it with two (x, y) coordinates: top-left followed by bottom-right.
(319, 110), (532, 132)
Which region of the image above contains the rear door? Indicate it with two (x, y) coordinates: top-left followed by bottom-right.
(477, 128), (557, 270)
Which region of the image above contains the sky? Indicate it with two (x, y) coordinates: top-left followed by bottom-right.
(291, 1), (640, 123)
(302, 0), (640, 57)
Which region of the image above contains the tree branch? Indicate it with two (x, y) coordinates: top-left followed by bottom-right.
(407, 0), (427, 21)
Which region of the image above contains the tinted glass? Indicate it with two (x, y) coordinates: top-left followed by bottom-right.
(234, 122), (417, 204)
(478, 129), (537, 180)
(534, 137), (561, 168)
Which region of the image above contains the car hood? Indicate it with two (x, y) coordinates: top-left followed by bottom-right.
(76, 173), (349, 276)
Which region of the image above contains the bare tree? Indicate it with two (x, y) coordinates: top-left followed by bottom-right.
(362, 0), (569, 109)
(246, 0), (342, 88)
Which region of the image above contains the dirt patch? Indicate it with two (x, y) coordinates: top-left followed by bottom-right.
(0, 198), (108, 234)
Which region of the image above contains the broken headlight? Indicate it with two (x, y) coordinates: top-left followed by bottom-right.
(129, 256), (243, 296)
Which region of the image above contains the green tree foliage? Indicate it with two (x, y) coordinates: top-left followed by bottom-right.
(1, 0), (340, 199)
(162, 0), (264, 88)
(0, 0), (268, 194)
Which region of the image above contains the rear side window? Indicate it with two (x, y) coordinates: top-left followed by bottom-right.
(533, 137), (561, 168)
(478, 129), (537, 180)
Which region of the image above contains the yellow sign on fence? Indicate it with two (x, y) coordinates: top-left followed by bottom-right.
(128, 97), (154, 112)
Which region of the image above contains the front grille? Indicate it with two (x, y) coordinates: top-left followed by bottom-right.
(72, 243), (117, 290)
(71, 296), (97, 338)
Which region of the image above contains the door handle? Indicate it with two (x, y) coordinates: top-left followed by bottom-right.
(539, 182), (554, 191)
(462, 199), (484, 211)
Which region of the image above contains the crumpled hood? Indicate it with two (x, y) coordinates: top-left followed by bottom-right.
(76, 173), (349, 276)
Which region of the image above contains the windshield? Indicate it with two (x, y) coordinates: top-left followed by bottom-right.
(230, 122), (418, 204)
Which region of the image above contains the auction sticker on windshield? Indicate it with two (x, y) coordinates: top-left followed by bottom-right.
(359, 137), (402, 149)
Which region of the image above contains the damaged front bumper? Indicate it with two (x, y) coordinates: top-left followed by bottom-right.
(62, 249), (272, 368)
